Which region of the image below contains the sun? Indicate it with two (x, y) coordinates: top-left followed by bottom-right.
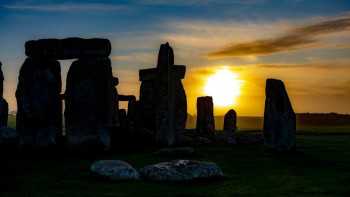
(204, 68), (243, 107)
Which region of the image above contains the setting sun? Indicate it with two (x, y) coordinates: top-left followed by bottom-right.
(204, 68), (243, 107)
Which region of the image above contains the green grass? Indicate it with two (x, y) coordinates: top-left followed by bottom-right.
(7, 114), (16, 129)
(2, 132), (350, 197)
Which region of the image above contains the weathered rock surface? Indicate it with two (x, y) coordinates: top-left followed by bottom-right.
(25, 38), (111, 59)
(140, 160), (224, 181)
(138, 43), (187, 146)
(263, 78), (296, 151)
(196, 96), (215, 136)
(16, 58), (62, 146)
(90, 160), (140, 181)
(0, 127), (18, 145)
(223, 109), (237, 144)
(65, 58), (114, 149)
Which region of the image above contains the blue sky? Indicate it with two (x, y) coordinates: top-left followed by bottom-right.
(0, 0), (350, 115)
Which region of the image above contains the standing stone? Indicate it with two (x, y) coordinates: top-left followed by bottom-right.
(223, 109), (237, 144)
(0, 62), (3, 98)
(263, 78), (296, 151)
(196, 96), (215, 136)
(64, 58), (114, 149)
(0, 98), (8, 128)
(112, 77), (120, 128)
(0, 62), (8, 128)
(16, 58), (62, 146)
(139, 43), (187, 146)
(0, 62), (9, 128)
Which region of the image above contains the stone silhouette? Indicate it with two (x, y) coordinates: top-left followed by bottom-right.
(25, 38), (111, 60)
(65, 57), (114, 149)
(0, 62), (8, 128)
(263, 78), (296, 151)
(16, 58), (62, 146)
(139, 43), (187, 146)
(223, 109), (237, 144)
(118, 94), (137, 132)
(196, 96), (215, 136)
(16, 37), (115, 149)
(112, 77), (120, 129)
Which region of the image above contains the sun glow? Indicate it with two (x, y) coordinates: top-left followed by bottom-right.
(204, 67), (243, 107)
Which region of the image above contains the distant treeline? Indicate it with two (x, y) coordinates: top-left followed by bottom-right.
(8, 112), (350, 130)
(297, 113), (350, 126)
(186, 113), (350, 130)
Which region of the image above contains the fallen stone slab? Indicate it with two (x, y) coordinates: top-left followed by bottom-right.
(139, 160), (224, 181)
(90, 160), (140, 181)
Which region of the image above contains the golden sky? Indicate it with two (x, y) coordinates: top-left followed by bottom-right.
(1, 1), (350, 116)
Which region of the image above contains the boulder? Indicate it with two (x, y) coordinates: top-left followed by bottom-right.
(223, 109), (237, 144)
(196, 96), (215, 136)
(25, 38), (111, 59)
(90, 160), (139, 181)
(16, 58), (62, 147)
(140, 160), (224, 181)
(263, 78), (296, 151)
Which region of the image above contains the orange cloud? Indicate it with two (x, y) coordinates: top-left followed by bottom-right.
(208, 15), (350, 58)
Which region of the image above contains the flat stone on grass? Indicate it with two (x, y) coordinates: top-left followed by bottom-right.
(140, 159), (224, 182)
(90, 160), (140, 181)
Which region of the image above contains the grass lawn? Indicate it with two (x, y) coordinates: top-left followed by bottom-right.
(2, 131), (350, 197)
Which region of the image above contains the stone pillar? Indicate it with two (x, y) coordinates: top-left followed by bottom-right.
(223, 109), (237, 144)
(263, 78), (296, 151)
(139, 43), (187, 146)
(112, 77), (120, 128)
(196, 96), (215, 136)
(16, 58), (62, 146)
(0, 62), (8, 128)
(65, 58), (114, 149)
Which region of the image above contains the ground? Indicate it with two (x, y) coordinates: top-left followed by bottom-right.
(2, 129), (350, 197)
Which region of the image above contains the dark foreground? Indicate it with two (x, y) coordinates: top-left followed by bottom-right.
(1, 133), (350, 197)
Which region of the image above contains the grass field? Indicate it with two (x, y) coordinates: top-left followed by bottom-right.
(2, 132), (350, 197)
(3, 115), (350, 196)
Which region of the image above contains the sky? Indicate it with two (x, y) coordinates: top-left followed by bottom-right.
(0, 0), (350, 116)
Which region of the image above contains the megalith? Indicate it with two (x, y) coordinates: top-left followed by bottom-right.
(263, 78), (296, 151)
(65, 57), (114, 149)
(139, 43), (187, 146)
(0, 62), (8, 128)
(196, 96), (215, 136)
(16, 58), (62, 146)
(223, 109), (237, 144)
(16, 38), (116, 149)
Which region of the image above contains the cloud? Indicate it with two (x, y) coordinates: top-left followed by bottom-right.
(208, 15), (350, 58)
(138, 0), (265, 6)
(3, 3), (125, 12)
